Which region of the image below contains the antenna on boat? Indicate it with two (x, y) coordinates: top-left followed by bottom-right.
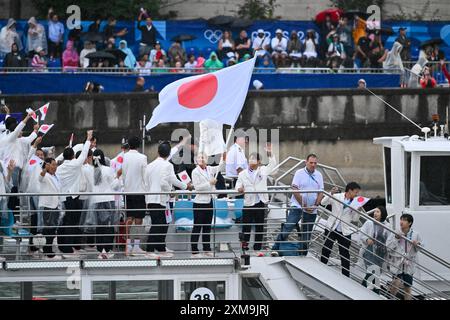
(445, 106), (449, 136)
(364, 87), (430, 140)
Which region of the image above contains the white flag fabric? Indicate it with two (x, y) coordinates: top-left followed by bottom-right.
(199, 119), (226, 156)
(350, 196), (370, 209)
(27, 155), (42, 173)
(146, 56), (257, 130)
(38, 103), (50, 121)
(177, 170), (192, 184)
(38, 124), (54, 135)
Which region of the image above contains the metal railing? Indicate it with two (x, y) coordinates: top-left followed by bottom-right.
(0, 66), (404, 75)
(1, 189), (449, 300)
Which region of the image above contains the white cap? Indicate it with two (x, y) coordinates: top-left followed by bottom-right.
(226, 51), (235, 59)
(276, 29), (283, 34)
(257, 29), (264, 34)
(35, 46), (43, 52)
(253, 80), (263, 90)
(358, 78), (366, 84)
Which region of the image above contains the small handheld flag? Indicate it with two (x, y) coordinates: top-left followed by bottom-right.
(178, 170), (192, 184)
(26, 108), (38, 123)
(350, 196), (370, 209)
(38, 103), (50, 121)
(38, 124), (54, 136)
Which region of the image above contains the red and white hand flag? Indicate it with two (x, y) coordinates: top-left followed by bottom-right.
(146, 55), (256, 130)
(350, 196), (370, 209)
(38, 103), (50, 121)
(110, 152), (124, 172)
(26, 108), (38, 123)
(27, 155), (42, 172)
(38, 124), (54, 136)
(177, 170), (192, 184)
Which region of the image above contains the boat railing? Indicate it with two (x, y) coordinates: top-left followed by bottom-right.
(1, 189), (449, 300)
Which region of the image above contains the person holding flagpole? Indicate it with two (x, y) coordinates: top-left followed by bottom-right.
(236, 143), (277, 256)
(190, 152), (226, 258)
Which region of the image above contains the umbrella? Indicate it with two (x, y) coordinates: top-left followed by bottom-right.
(420, 38), (443, 49)
(231, 18), (254, 29)
(207, 15), (235, 26)
(378, 26), (394, 36)
(105, 48), (127, 61)
(170, 34), (197, 42)
(343, 10), (369, 20)
(81, 32), (105, 43)
(85, 51), (116, 61)
(315, 8), (344, 24)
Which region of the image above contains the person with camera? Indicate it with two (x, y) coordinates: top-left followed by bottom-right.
(420, 66), (437, 88)
(38, 157), (61, 260)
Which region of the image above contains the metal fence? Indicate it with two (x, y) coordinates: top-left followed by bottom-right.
(1, 189), (449, 300)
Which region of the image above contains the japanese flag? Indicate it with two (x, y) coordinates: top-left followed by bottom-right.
(110, 152), (124, 172)
(26, 108), (38, 123)
(27, 155), (42, 172)
(350, 196), (370, 209)
(178, 170), (191, 184)
(146, 55), (256, 130)
(38, 103), (50, 121)
(38, 124), (54, 136)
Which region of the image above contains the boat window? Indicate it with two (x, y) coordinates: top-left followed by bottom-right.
(181, 281), (226, 300)
(384, 147), (392, 204)
(419, 156), (450, 206)
(405, 152), (411, 207)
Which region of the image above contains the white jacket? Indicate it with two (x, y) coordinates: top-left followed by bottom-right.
(235, 155), (277, 207)
(387, 228), (423, 275)
(38, 172), (61, 209)
(321, 192), (360, 236)
(56, 140), (90, 200)
(122, 150), (147, 193)
(192, 162), (225, 204)
(91, 166), (121, 204)
(144, 157), (187, 206)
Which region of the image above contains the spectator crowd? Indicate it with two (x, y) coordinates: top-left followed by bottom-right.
(0, 9), (448, 88)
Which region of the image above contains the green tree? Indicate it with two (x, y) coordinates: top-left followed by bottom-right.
(330, 0), (384, 12)
(31, 0), (162, 20)
(237, 0), (279, 20)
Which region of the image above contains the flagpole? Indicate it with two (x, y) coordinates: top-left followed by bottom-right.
(214, 126), (234, 179)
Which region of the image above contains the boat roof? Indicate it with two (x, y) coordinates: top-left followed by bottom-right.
(373, 136), (450, 152)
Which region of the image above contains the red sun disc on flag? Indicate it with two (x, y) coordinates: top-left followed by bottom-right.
(177, 74), (218, 109)
(182, 174), (188, 180)
(43, 106), (48, 114)
(29, 159), (37, 165)
(117, 156), (123, 164)
(41, 125), (49, 131)
(357, 197), (365, 203)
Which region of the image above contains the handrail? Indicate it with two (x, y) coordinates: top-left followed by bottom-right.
(1, 189), (449, 270)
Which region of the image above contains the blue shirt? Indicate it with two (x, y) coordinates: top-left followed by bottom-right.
(48, 21), (64, 43)
(291, 168), (324, 211)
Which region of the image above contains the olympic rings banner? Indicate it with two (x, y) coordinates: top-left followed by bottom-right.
(1, 19), (449, 60)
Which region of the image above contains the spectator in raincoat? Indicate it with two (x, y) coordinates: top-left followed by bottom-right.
(204, 51), (223, 72)
(383, 41), (405, 86)
(0, 18), (23, 58)
(27, 17), (47, 54)
(119, 40), (137, 70)
(62, 40), (79, 71)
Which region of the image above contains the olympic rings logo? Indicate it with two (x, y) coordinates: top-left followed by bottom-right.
(204, 29), (223, 44)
